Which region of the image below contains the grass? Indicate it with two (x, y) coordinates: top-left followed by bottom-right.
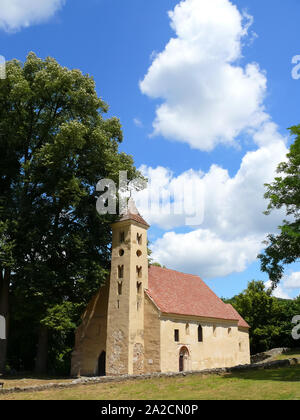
(275, 351), (300, 361)
(1, 365), (300, 400)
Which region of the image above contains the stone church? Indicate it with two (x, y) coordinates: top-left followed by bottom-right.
(71, 199), (250, 377)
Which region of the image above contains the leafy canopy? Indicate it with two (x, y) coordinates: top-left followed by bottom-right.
(0, 52), (141, 373)
(224, 280), (300, 354)
(258, 125), (300, 287)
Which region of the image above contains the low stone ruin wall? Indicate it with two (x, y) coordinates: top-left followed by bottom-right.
(0, 356), (299, 396)
(250, 347), (291, 364)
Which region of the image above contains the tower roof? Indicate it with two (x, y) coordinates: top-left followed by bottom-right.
(117, 198), (150, 228)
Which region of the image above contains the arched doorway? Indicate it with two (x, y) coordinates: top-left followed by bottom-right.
(179, 346), (189, 372)
(97, 351), (106, 376)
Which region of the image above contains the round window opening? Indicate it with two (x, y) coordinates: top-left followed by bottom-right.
(136, 250), (142, 257)
(119, 249), (125, 256)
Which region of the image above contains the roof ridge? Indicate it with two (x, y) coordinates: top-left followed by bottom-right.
(150, 265), (199, 277)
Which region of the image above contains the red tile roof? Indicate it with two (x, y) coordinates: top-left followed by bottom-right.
(146, 266), (249, 328)
(225, 304), (250, 328)
(119, 212), (149, 227)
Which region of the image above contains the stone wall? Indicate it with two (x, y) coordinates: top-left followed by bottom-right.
(250, 347), (292, 364)
(143, 295), (161, 373)
(133, 343), (144, 374)
(1, 357), (298, 396)
(71, 283), (109, 377)
(159, 315), (250, 373)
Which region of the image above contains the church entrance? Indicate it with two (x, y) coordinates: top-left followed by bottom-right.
(179, 346), (189, 372)
(97, 351), (106, 376)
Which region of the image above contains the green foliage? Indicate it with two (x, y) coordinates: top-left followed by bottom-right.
(41, 302), (80, 332)
(224, 281), (300, 354)
(0, 52), (141, 373)
(258, 125), (300, 286)
(0, 221), (16, 270)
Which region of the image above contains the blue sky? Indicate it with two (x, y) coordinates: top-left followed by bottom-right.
(1, 0), (300, 299)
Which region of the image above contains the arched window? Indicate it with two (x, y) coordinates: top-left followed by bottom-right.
(198, 325), (203, 342)
(137, 233), (142, 245)
(186, 323), (190, 335)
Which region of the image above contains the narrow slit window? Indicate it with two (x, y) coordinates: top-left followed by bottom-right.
(174, 329), (179, 342)
(118, 265), (124, 278)
(137, 281), (142, 294)
(120, 232), (125, 244)
(136, 266), (142, 278)
(186, 323), (190, 335)
(137, 233), (142, 245)
(213, 325), (217, 337)
(198, 325), (203, 342)
(118, 281), (123, 295)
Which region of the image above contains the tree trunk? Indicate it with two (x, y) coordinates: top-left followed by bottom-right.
(34, 326), (48, 375)
(0, 269), (10, 374)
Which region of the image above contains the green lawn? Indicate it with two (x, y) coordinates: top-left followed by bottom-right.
(1, 365), (300, 400)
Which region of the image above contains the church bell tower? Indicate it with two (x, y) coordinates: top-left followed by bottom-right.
(106, 199), (150, 375)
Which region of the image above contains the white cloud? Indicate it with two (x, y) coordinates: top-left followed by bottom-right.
(137, 0), (291, 279)
(0, 0), (66, 32)
(140, 0), (268, 151)
(202, 129), (288, 239)
(151, 230), (262, 279)
(264, 273), (300, 299)
(137, 123), (287, 235)
(264, 281), (292, 300)
(284, 272), (300, 290)
(134, 165), (205, 229)
(139, 123), (288, 278)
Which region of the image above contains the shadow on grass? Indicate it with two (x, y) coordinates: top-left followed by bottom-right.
(223, 365), (300, 383)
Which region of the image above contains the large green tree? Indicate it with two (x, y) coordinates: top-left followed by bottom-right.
(0, 52), (140, 374)
(225, 281), (300, 354)
(258, 125), (300, 287)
